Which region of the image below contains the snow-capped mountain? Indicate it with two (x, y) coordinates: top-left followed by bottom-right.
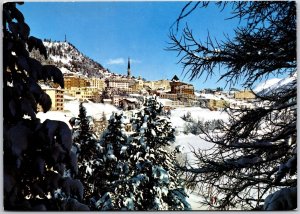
(30, 40), (114, 78)
(254, 72), (297, 95)
(254, 78), (282, 93)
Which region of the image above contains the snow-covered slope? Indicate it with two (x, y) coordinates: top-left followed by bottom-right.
(64, 100), (119, 120)
(169, 107), (228, 210)
(32, 40), (145, 81)
(45, 41), (110, 77)
(171, 107), (228, 123)
(30, 40), (114, 78)
(254, 78), (282, 93)
(254, 72), (297, 95)
(37, 100), (119, 127)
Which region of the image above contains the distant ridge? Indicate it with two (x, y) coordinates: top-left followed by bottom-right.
(254, 72), (297, 95)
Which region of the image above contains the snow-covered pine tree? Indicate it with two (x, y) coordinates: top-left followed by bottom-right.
(129, 97), (191, 210)
(3, 3), (88, 210)
(70, 102), (95, 146)
(69, 103), (99, 202)
(93, 97), (191, 210)
(78, 103), (93, 141)
(87, 112), (132, 210)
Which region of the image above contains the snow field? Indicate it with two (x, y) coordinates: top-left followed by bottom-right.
(171, 107), (229, 123)
(64, 100), (120, 120)
(173, 134), (215, 165)
(168, 107), (229, 210)
(37, 100), (120, 129)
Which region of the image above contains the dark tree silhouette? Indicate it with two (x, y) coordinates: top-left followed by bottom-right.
(3, 3), (88, 210)
(168, 1), (296, 210)
(69, 103), (100, 206)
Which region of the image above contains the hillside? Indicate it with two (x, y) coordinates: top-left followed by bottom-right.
(254, 72), (297, 95)
(29, 39), (114, 78)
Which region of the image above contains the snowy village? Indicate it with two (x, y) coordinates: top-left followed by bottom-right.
(3, 1), (297, 211)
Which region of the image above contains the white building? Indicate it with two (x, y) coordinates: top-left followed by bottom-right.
(106, 78), (130, 90)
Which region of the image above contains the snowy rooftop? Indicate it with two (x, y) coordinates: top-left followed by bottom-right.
(194, 92), (201, 97)
(60, 67), (72, 74)
(64, 94), (77, 100)
(129, 94), (143, 97)
(198, 93), (222, 100)
(157, 98), (173, 106)
(124, 98), (138, 103)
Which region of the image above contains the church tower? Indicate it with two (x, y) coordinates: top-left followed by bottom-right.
(127, 57), (131, 77)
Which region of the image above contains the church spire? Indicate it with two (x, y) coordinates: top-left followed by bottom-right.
(127, 57), (131, 77)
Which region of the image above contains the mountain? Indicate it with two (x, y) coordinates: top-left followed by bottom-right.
(253, 78), (282, 93)
(29, 39), (115, 78)
(254, 72), (297, 95)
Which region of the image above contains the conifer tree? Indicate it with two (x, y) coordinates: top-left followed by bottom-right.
(70, 102), (94, 146)
(78, 103), (93, 141)
(92, 98), (191, 210)
(3, 3), (88, 210)
(94, 112), (130, 203)
(69, 103), (99, 203)
(129, 97), (190, 210)
(169, 2), (296, 210)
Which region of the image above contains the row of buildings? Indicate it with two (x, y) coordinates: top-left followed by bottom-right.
(40, 58), (256, 112)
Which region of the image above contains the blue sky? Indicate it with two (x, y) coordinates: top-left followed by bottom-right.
(18, 2), (242, 90)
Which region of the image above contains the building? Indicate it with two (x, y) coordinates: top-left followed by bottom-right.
(89, 77), (106, 91)
(155, 80), (171, 91)
(206, 99), (229, 111)
(120, 98), (140, 110)
(158, 75), (196, 105)
(170, 81), (194, 95)
(103, 99), (112, 105)
(130, 79), (144, 92)
(159, 98), (185, 109)
(41, 87), (64, 111)
(105, 78), (131, 91)
(66, 86), (98, 101)
(198, 94), (229, 111)
(170, 75), (195, 96)
(64, 74), (90, 89)
(112, 95), (123, 107)
(234, 90), (256, 100)
(159, 93), (178, 101)
(143, 80), (171, 91)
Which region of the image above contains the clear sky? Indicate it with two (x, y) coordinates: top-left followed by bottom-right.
(18, 2), (242, 90)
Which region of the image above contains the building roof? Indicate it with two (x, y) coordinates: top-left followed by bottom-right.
(171, 75), (180, 81)
(123, 98), (138, 103)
